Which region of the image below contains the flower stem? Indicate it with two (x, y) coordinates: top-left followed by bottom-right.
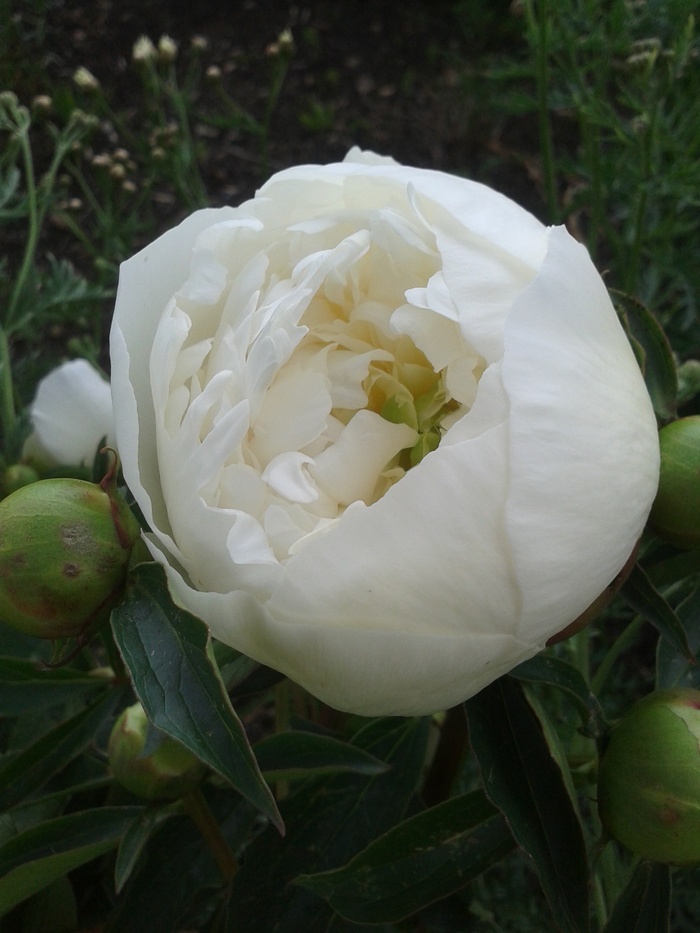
(183, 786), (239, 884)
(275, 679), (290, 801)
(421, 705), (468, 807)
(6, 121), (39, 331)
(592, 616), (643, 696)
(0, 327), (16, 439)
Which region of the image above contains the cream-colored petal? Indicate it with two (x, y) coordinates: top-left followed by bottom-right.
(503, 227), (660, 643)
(29, 359), (115, 466)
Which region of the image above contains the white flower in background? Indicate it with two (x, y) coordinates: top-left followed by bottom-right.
(110, 150), (660, 716)
(72, 67), (100, 92)
(27, 359), (115, 467)
(132, 35), (157, 64)
(157, 35), (178, 64)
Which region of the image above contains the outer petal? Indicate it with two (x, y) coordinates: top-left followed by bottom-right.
(110, 207), (237, 552)
(503, 227), (660, 643)
(28, 359), (115, 466)
(165, 563), (534, 717)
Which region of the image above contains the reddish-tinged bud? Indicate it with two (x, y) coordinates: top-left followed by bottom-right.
(598, 688), (700, 865)
(0, 476), (140, 640)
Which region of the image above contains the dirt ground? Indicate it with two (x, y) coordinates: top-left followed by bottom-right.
(30, 0), (539, 212)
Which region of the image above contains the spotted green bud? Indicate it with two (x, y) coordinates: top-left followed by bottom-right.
(650, 417), (700, 548)
(598, 688), (700, 865)
(0, 476), (140, 640)
(108, 703), (205, 800)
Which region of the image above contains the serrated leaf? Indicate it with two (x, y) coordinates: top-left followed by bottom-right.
(0, 656), (103, 715)
(465, 677), (590, 933)
(0, 686), (122, 810)
(511, 654), (609, 737)
(227, 717), (430, 932)
(0, 806), (142, 916)
(622, 563), (695, 662)
(110, 562), (281, 831)
(615, 291), (677, 420)
(602, 862), (671, 933)
(254, 731), (389, 781)
(296, 790), (513, 923)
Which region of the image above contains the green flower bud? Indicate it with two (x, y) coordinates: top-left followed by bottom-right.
(650, 417), (700, 548)
(598, 688), (700, 865)
(108, 703), (205, 800)
(0, 476), (140, 640)
(1, 464), (40, 498)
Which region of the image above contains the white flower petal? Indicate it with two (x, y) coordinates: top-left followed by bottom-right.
(503, 227), (660, 642)
(308, 410), (417, 506)
(262, 452), (318, 503)
(29, 359), (115, 466)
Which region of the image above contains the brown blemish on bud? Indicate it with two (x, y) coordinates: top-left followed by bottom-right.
(63, 562), (80, 578)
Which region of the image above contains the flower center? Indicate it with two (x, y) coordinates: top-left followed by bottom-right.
(158, 215), (486, 567)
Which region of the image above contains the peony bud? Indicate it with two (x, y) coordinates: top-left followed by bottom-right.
(598, 688), (700, 865)
(0, 476), (140, 640)
(108, 702), (205, 800)
(1, 464), (40, 498)
(650, 416), (700, 548)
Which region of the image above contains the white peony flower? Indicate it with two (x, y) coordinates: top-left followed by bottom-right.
(110, 151), (660, 716)
(27, 359), (115, 467)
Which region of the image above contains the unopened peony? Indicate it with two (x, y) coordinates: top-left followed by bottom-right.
(110, 150), (659, 716)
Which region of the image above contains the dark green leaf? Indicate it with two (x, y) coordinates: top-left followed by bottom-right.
(114, 806), (171, 894)
(0, 806), (142, 916)
(603, 862), (671, 933)
(0, 778), (110, 847)
(622, 563), (695, 662)
(647, 548), (700, 589)
(106, 788), (258, 933)
(511, 654), (608, 737)
(228, 717), (430, 932)
(0, 656), (103, 715)
(615, 291), (677, 421)
(465, 677), (590, 933)
(212, 644), (259, 691)
(296, 790), (513, 923)
(110, 562), (281, 831)
(0, 687), (122, 810)
(13, 875), (77, 933)
(254, 731), (389, 780)
(656, 582), (700, 690)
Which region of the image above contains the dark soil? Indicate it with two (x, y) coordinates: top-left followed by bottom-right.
(4, 0), (550, 388)
(13, 0), (542, 215)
